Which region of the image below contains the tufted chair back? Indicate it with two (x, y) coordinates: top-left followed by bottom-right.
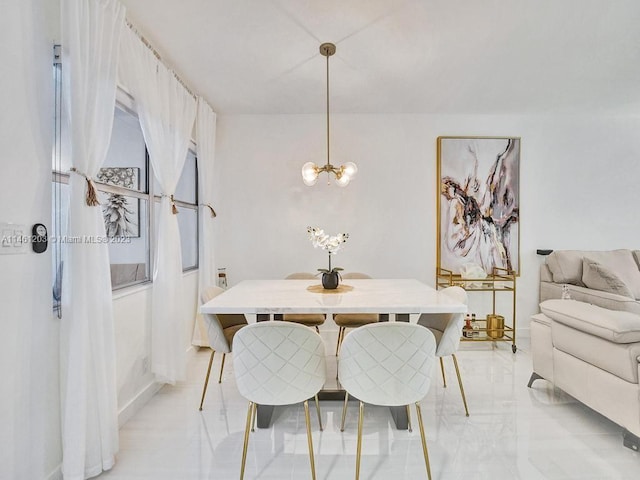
(233, 321), (327, 405)
(338, 322), (436, 406)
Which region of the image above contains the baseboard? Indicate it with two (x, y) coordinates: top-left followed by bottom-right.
(118, 346), (198, 427)
(118, 380), (163, 428)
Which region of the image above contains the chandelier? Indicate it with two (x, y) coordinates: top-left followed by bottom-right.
(301, 43), (357, 187)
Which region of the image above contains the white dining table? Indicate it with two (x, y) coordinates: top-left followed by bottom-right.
(200, 278), (467, 429)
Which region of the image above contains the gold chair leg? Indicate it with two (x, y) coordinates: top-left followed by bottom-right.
(314, 394), (323, 431)
(303, 400), (317, 480)
(251, 402), (257, 432)
(340, 392), (349, 432)
(415, 402), (432, 480)
(218, 353), (226, 384)
(335, 327), (345, 356)
(406, 405), (412, 432)
(240, 402), (254, 480)
(439, 357), (447, 387)
(452, 354), (470, 417)
(356, 401), (364, 480)
(199, 349), (215, 410)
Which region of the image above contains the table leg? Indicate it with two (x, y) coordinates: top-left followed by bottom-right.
(390, 406), (409, 429)
(256, 405), (274, 428)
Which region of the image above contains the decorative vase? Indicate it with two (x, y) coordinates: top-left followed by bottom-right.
(322, 271), (340, 290)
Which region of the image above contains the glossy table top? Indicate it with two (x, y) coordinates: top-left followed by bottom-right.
(200, 278), (467, 315)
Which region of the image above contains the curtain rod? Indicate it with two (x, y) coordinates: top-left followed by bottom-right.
(125, 19), (197, 100)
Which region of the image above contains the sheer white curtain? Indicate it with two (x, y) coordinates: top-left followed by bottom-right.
(60, 0), (124, 478)
(120, 27), (197, 384)
(192, 98), (218, 346)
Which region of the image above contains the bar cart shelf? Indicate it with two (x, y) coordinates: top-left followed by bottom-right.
(436, 266), (517, 353)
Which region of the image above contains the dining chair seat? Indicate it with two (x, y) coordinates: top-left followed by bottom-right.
(282, 313), (326, 326)
(417, 286), (470, 416)
(283, 273), (326, 332)
(333, 273), (379, 355)
(198, 286), (248, 411)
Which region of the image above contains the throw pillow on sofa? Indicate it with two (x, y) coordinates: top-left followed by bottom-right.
(582, 257), (634, 299)
(547, 249), (640, 299)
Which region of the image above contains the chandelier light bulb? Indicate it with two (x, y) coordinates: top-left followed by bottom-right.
(335, 173), (351, 187)
(302, 162), (318, 183)
(342, 162), (358, 178)
(303, 175), (318, 186)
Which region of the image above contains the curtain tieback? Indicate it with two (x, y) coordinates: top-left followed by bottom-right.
(161, 194), (179, 214)
(70, 167), (100, 206)
(202, 203), (217, 218)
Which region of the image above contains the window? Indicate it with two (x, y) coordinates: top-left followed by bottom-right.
(176, 149), (199, 271)
(153, 148), (199, 271)
(96, 103), (151, 289)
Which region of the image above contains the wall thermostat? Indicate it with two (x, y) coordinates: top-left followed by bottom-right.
(32, 223), (48, 253)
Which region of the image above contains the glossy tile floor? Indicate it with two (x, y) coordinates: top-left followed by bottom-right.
(103, 333), (640, 479)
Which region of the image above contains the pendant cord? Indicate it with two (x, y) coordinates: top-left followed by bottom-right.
(326, 47), (330, 169)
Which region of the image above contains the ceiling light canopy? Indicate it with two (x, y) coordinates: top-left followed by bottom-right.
(301, 43), (357, 187)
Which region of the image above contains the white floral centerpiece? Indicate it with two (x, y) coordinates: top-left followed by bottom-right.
(307, 226), (349, 289)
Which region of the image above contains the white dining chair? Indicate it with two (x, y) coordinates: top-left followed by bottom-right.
(333, 272), (379, 355)
(417, 286), (470, 416)
(338, 322), (437, 480)
(283, 272), (326, 333)
(233, 321), (327, 480)
(198, 286), (248, 410)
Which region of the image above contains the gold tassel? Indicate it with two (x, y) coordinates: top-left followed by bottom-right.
(170, 195), (179, 214)
(85, 178), (100, 206)
(70, 167), (100, 206)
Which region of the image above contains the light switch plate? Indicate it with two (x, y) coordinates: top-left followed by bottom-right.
(0, 223), (29, 254)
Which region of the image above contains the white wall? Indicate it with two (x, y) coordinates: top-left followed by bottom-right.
(0, 1), (59, 479)
(213, 113), (640, 333)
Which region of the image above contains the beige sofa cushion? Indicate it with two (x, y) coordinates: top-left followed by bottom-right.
(552, 320), (640, 383)
(633, 250), (640, 270)
(541, 299), (640, 343)
(582, 257), (634, 298)
(546, 249), (640, 299)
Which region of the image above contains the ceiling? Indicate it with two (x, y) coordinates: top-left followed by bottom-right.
(119, 0), (640, 115)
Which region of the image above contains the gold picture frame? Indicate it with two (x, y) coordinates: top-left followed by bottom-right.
(437, 136), (520, 276)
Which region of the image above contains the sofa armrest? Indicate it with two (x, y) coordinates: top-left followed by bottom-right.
(541, 299), (640, 343)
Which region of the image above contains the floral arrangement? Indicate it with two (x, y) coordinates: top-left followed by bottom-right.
(307, 226), (349, 274)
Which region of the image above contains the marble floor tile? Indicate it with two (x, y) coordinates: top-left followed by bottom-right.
(101, 335), (640, 479)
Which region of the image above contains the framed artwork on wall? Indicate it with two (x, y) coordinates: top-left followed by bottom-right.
(437, 136), (520, 276)
(97, 167), (140, 238)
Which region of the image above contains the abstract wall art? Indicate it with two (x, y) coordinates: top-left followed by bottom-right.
(437, 136), (520, 276)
